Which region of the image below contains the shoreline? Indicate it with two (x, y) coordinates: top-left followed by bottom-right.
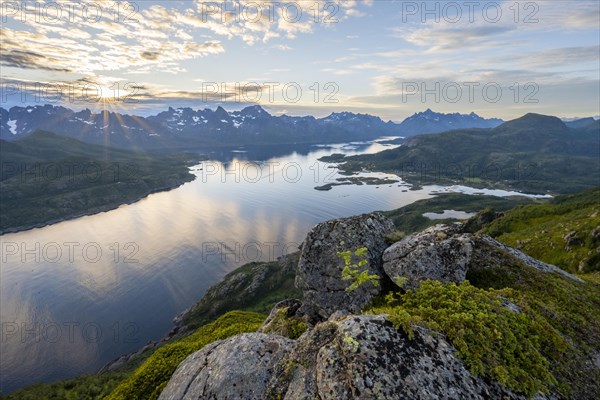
(0, 178), (195, 236)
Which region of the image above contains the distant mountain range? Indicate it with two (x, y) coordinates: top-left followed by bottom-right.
(395, 108), (503, 135)
(0, 105), (507, 149)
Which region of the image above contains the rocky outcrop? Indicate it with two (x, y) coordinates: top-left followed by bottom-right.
(382, 224), (583, 290)
(158, 333), (294, 400)
(161, 315), (528, 400)
(180, 253), (302, 329)
(158, 216), (588, 400)
(383, 224), (473, 290)
(271, 314), (526, 400)
(295, 212), (395, 320)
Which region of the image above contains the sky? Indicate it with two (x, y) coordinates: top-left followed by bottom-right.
(1, 0), (599, 121)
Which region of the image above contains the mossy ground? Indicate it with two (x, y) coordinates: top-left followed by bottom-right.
(369, 258), (600, 398)
(370, 280), (562, 396)
(262, 307), (309, 340)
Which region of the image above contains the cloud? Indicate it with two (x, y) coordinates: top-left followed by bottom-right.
(396, 25), (516, 52)
(522, 45), (600, 68)
(0, 48), (73, 72)
(271, 44), (293, 51)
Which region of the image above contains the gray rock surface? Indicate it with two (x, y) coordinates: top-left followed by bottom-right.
(159, 314), (543, 400)
(295, 212), (395, 320)
(383, 224), (473, 290)
(266, 314), (526, 400)
(158, 333), (294, 400)
(382, 224), (583, 290)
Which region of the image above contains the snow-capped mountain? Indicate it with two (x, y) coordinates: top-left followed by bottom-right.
(397, 109), (504, 135)
(0, 105), (505, 149)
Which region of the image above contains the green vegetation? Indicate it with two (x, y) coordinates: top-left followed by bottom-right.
(181, 254), (302, 329)
(365, 187), (600, 397)
(371, 280), (563, 396)
(0, 368), (135, 400)
(0, 131), (197, 233)
(105, 311), (265, 400)
(337, 247), (379, 291)
(341, 114), (600, 194)
(366, 247), (600, 398)
(481, 187), (600, 273)
(384, 230), (406, 244)
(467, 260), (600, 397)
(262, 307), (309, 339)
(384, 193), (535, 234)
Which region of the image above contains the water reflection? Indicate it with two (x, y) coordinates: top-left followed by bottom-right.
(1, 138), (433, 393)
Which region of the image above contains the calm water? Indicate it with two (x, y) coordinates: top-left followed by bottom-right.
(0, 139), (537, 393)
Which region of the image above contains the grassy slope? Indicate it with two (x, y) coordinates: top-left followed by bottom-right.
(104, 311), (265, 400)
(182, 253), (302, 330)
(341, 114), (600, 194)
(0, 131), (197, 232)
(481, 187), (600, 273)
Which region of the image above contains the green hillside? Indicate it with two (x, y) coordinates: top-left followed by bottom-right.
(341, 114), (600, 194)
(0, 131), (197, 233)
(481, 187), (600, 273)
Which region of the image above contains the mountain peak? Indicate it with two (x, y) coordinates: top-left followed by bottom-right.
(240, 105), (269, 117)
(498, 113), (566, 132)
(399, 110), (504, 135)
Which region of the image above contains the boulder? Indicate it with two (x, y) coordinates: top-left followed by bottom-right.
(383, 224), (473, 291)
(158, 333), (294, 400)
(295, 212), (395, 320)
(266, 314), (527, 400)
(382, 224), (583, 291)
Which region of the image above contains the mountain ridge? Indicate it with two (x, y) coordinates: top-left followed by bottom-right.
(0, 105), (505, 149)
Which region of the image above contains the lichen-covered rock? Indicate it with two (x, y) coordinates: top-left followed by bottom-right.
(295, 212), (395, 320)
(267, 314), (527, 400)
(158, 333), (293, 400)
(383, 224), (473, 290)
(382, 224), (583, 291)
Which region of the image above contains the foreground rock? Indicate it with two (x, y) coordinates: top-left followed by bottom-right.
(158, 333), (294, 400)
(161, 315), (529, 400)
(295, 212), (395, 320)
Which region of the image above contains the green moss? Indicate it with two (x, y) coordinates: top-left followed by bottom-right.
(262, 308), (308, 340)
(371, 280), (563, 396)
(104, 311), (265, 400)
(384, 230), (406, 245)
